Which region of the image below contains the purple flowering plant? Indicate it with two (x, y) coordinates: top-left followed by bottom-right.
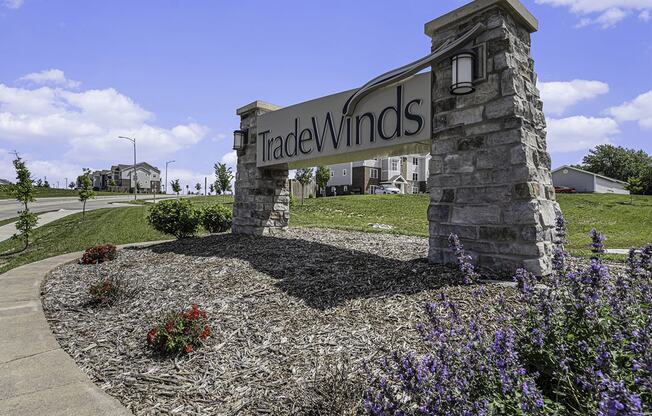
(365, 219), (650, 415)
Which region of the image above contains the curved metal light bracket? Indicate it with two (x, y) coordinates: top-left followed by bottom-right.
(342, 23), (485, 117)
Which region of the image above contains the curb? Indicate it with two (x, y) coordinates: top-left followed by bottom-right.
(0, 240), (171, 416)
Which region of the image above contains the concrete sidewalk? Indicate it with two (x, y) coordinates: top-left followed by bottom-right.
(0, 241), (168, 415)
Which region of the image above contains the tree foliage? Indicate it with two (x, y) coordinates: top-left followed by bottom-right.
(11, 156), (38, 249)
(171, 179), (181, 195)
(581, 145), (652, 194)
(78, 168), (96, 218)
(295, 168), (313, 205)
(214, 163), (233, 195)
(315, 166), (330, 196)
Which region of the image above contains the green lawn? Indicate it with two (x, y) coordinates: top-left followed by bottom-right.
(0, 193), (649, 273)
(0, 188), (133, 199)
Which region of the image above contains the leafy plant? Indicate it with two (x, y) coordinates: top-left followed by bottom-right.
(147, 304), (211, 354)
(80, 244), (117, 265)
(214, 162), (233, 195)
(78, 168), (96, 218)
(295, 168), (313, 205)
(589, 228), (606, 254)
(315, 166), (331, 197)
(447, 233), (479, 284)
(364, 228), (651, 415)
(88, 275), (125, 305)
(201, 204), (232, 233)
(10, 155), (38, 250)
(146, 199), (200, 238)
(171, 179), (181, 195)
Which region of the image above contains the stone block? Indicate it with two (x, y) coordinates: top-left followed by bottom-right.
(456, 136), (485, 151)
(428, 204), (451, 222)
(479, 226), (519, 241)
(444, 153), (475, 173)
(448, 106), (484, 126)
(484, 96), (517, 119)
(451, 205), (501, 225)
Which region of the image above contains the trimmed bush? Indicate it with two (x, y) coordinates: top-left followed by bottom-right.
(80, 244), (117, 264)
(147, 199), (200, 238)
(147, 304), (211, 354)
(201, 204), (232, 233)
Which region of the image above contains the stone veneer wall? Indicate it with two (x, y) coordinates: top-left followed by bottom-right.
(427, 5), (559, 275)
(232, 103), (290, 235)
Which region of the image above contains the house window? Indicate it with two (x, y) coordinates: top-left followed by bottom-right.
(413, 157), (418, 165)
(370, 185), (377, 194)
(370, 169), (378, 179)
(343, 186), (348, 192)
(342, 168), (347, 176)
(412, 173), (418, 181)
(412, 186), (419, 194)
(391, 160), (399, 171)
(330, 170), (335, 177)
(331, 187), (336, 194)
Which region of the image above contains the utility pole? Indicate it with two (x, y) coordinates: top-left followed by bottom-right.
(118, 136), (137, 200)
(204, 177), (207, 196)
(65, 177), (68, 189)
(165, 160), (175, 194)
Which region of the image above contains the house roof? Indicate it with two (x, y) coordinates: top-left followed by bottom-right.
(551, 165), (628, 185)
(0, 178), (12, 185)
(381, 175), (408, 184)
(112, 162), (161, 173)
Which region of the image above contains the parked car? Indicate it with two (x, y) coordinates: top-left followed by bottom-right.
(374, 185), (401, 194)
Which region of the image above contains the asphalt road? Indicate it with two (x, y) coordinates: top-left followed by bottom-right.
(0, 194), (176, 221)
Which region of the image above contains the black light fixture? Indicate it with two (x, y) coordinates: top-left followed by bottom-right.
(233, 130), (246, 151)
(450, 50), (476, 95)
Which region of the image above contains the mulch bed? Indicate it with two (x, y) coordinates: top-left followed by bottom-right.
(42, 229), (519, 415)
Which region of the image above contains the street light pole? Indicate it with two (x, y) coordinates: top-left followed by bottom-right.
(165, 160), (175, 194)
(118, 136), (137, 200)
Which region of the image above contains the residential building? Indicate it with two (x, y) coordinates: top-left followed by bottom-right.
(325, 154), (430, 195)
(92, 162), (161, 193)
(551, 165), (629, 194)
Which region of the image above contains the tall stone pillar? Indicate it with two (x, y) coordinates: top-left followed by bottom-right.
(232, 101), (290, 235)
(425, 0), (559, 275)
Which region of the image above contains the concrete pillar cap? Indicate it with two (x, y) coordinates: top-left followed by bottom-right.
(424, 0), (538, 36)
(236, 100), (281, 116)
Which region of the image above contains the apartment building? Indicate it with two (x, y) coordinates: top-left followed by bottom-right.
(92, 162), (161, 193)
(325, 154), (430, 195)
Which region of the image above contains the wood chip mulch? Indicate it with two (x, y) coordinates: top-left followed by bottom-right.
(42, 228), (519, 415)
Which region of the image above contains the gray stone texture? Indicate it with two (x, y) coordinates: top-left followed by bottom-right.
(232, 103), (290, 236)
(427, 4), (558, 276)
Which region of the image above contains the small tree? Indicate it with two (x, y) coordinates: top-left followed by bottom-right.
(295, 168), (313, 205)
(11, 155), (38, 249)
(625, 177), (643, 204)
(209, 183), (215, 195)
(195, 183), (201, 194)
(214, 162), (233, 195)
(43, 179), (50, 188)
(36, 178), (43, 187)
(171, 179), (181, 196)
(78, 168), (96, 218)
(68, 181), (75, 189)
(186, 184), (190, 195)
(315, 166), (330, 197)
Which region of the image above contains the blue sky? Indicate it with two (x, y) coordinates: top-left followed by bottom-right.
(0, 0), (651, 190)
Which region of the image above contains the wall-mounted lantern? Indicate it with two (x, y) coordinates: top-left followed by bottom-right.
(233, 130), (246, 151)
(450, 50), (475, 95)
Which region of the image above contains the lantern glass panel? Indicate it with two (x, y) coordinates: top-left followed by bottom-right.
(450, 52), (475, 95)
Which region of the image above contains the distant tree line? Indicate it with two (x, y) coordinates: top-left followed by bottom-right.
(577, 144), (652, 195)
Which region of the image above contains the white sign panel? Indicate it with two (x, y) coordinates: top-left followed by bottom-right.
(257, 73), (431, 168)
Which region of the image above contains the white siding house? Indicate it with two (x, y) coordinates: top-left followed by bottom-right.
(551, 165), (629, 194)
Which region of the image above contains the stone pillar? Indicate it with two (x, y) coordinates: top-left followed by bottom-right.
(232, 101), (290, 235)
(425, 0), (559, 275)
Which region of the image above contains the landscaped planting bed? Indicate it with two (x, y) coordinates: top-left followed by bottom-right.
(42, 229), (515, 415)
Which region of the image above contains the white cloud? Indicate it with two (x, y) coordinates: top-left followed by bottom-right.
(539, 80), (609, 115)
(3, 0), (24, 9)
(607, 90), (652, 129)
(19, 69), (80, 88)
(164, 167), (213, 194)
(0, 149), (84, 186)
(640, 9), (652, 20)
(220, 150), (237, 168)
(546, 116), (619, 152)
(0, 79), (209, 163)
(536, 0), (652, 27)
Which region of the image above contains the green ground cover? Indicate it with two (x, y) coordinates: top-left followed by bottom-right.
(0, 193), (648, 273)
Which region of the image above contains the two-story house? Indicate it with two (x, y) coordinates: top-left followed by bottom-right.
(325, 154), (430, 195)
(92, 162), (161, 193)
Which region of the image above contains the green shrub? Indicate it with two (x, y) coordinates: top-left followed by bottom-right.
(147, 304), (211, 354)
(88, 275), (125, 305)
(146, 199), (200, 238)
(201, 204), (232, 233)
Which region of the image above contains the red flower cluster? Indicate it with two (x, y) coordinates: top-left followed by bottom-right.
(80, 244), (117, 265)
(146, 304), (212, 355)
(88, 277), (120, 304)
